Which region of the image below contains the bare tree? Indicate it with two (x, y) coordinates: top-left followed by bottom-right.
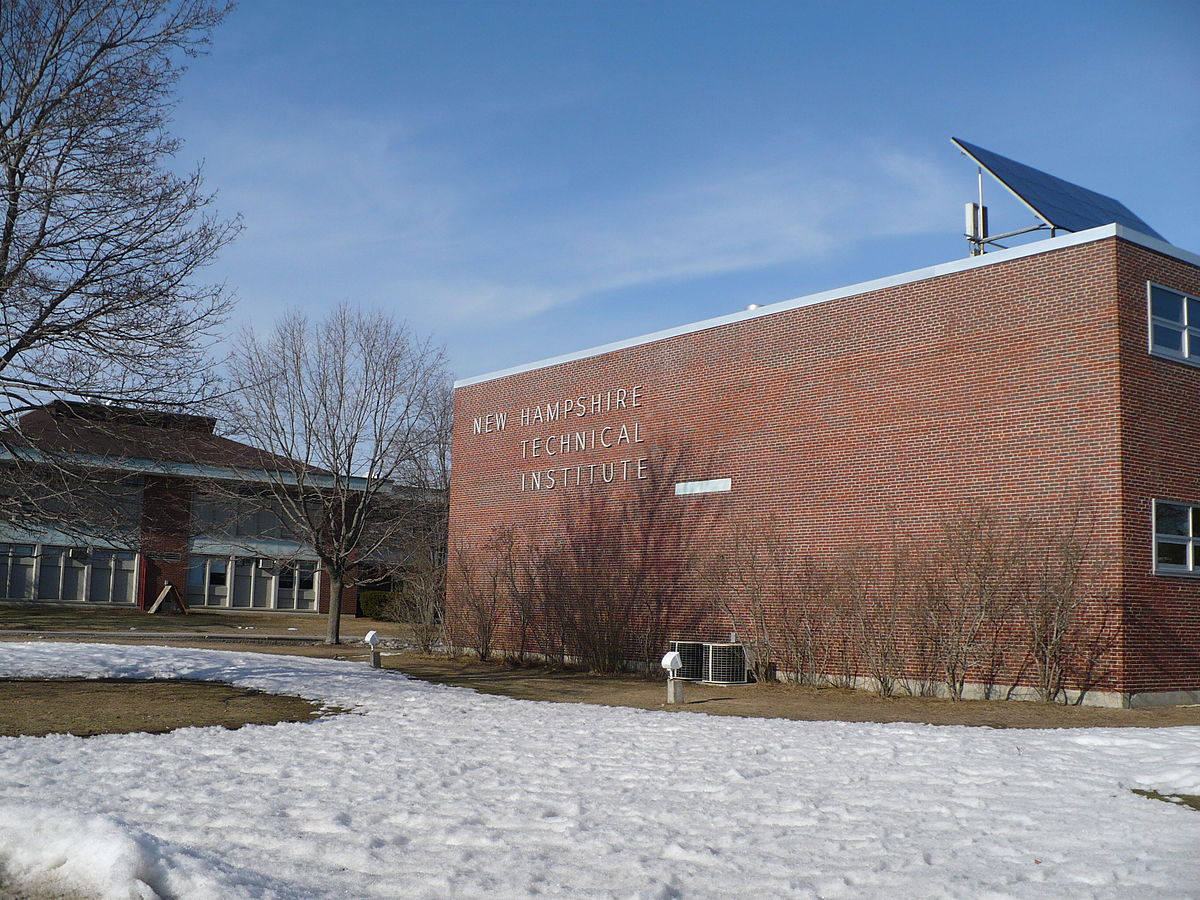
(0, 1), (238, 537)
(223, 305), (451, 644)
(0, 0), (239, 423)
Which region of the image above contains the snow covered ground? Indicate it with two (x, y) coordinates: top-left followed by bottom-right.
(1, 643), (1198, 900)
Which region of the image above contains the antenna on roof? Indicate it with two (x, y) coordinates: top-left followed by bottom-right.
(952, 137), (1165, 256)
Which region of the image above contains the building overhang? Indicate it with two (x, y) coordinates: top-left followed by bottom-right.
(0, 447), (370, 491)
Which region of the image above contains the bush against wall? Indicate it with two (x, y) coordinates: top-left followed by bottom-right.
(691, 508), (1118, 702)
(447, 455), (712, 674)
(448, 502), (1118, 700)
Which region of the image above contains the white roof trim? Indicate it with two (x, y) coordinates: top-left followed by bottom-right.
(455, 225), (1199, 388)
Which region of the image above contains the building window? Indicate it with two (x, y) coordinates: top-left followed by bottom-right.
(192, 494), (298, 542)
(186, 554), (319, 611)
(1148, 283), (1200, 365)
(0, 543), (136, 603)
(1153, 500), (1200, 574)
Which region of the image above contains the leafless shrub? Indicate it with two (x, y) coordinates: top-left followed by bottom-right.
(914, 511), (1023, 701)
(448, 537), (513, 662)
(699, 518), (785, 682)
(775, 560), (833, 685)
(848, 552), (909, 698)
(499, 453), (707, 675)
(1018, 523), (1117, 704)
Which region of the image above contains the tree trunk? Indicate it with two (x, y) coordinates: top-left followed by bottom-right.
(326, 573), (344, 645)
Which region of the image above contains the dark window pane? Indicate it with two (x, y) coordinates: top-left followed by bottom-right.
(1188, 331), (1200, 360)
(1152, 286), (1185, 322)
(1188, 298), (1200, 326)
(62, 565), (85, 602)
(1156, 540), (1188, 566)
(1157, 503), (1190, 536)
(37, 555), (62, 600)
(1153, 324), (1184, 353)
(186, 560), (206, 590)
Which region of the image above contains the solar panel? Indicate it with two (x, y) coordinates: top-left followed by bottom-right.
(952, 137), (1164, 241)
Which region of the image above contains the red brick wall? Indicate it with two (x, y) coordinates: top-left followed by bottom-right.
(139, 475), (193, 609)
(449, 236), (1200, 696)
(318, 575), (359, 617)
(1116, 241), (1200, 694)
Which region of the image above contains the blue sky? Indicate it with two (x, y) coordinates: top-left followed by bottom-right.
(173, 0), (1200, 381)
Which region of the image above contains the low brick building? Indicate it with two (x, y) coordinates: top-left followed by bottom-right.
(448, 224), (1200, 707)
(0, 402), (358, 616)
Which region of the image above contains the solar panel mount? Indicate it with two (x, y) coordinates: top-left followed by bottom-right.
(952, 137), (1164, 255)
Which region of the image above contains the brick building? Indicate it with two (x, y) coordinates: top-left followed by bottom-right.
(0, 402), (358, 615)
(448, 224), (1200, 707)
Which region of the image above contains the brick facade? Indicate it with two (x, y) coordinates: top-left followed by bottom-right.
(447, 229), (1200, 705)
(139, 475), (193, 609)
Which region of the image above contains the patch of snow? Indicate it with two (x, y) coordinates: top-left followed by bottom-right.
(0, 802), (275, 899)
(0, 642), (1198, 898)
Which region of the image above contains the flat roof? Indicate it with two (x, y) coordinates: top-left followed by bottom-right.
(456, 224), (1200, 389)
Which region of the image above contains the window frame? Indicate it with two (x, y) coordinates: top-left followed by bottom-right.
(1147, 282), (1200, 367)
(1152, 499), (1200, 577)
(186, 553), (320, 611)
(0, 543), (137, 604)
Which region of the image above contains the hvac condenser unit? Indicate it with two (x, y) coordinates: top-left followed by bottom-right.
(668, 641), (705, 681)
(668, 640), (749, 685)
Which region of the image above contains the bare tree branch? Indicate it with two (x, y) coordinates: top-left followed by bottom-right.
(0, 0), (239, 424)
(219, 305), (451, 644)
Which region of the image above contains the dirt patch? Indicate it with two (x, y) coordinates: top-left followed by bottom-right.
(1133, 789), (1200, 812)
(377, 653), (1200, 729)
(0, 678), (332, 738)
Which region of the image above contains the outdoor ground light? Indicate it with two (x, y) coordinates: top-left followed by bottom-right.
(365, 630), (381, 668)
(661, 651), (684, 704)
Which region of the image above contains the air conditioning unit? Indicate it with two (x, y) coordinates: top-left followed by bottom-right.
(67, 547), (90, 560)
(704, 642), (749, 685)
(668, 641), (749, 685)
(255, 557), (274, 570)
(668, 641), (705, 681)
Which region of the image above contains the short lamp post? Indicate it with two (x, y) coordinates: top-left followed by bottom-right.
(661, 650), (684, 704)
(365, 630), (381, 669)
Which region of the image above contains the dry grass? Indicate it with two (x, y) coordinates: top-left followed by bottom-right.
(5, 604), (1200, 733)
(0, 678), (332, 738)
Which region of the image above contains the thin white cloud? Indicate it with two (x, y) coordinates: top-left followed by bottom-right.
(389, 143), (963, 325)
(189, 105), (961, 333)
